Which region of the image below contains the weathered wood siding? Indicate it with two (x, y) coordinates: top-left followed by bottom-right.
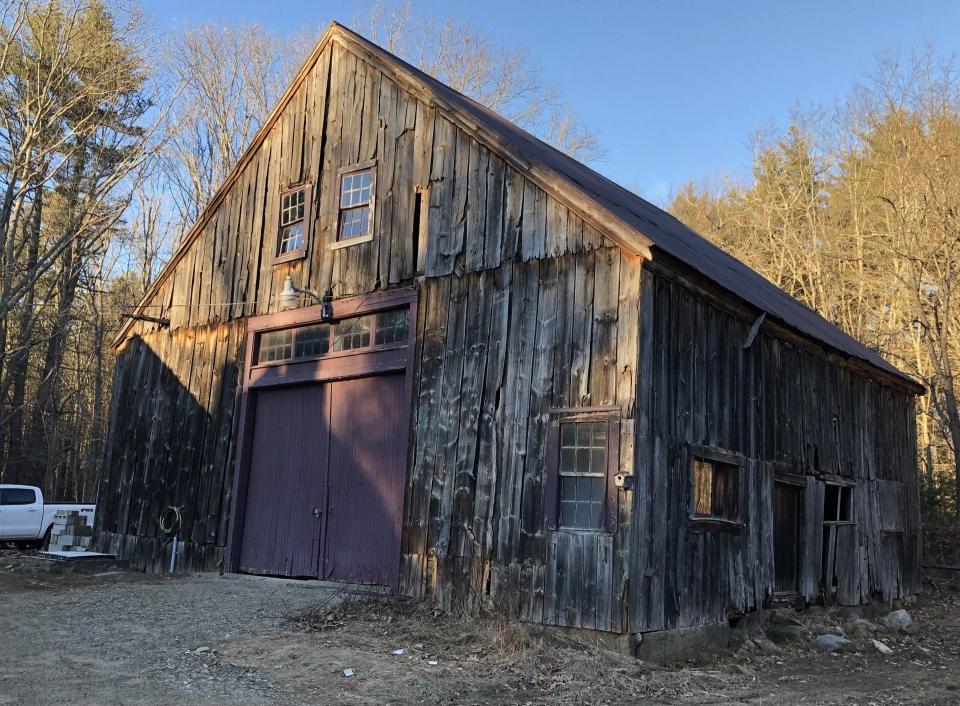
(401, 248), (641, 631)
(629, 265), (921, 633)
(95, 321), (245, 571)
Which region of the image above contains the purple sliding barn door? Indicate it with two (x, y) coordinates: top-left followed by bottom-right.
(238, 384), (329, 577)
(322, 373), (407, 588)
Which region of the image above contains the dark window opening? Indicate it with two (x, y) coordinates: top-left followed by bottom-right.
(254, 308), (409, 366)
(412, 190), (423, 273)
(824, 483), (853, 523)
(413, 186), (429, 274)
(691, 456), (740, 523)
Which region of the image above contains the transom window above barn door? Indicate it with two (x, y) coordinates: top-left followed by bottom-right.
(253, 307), (410, 366)
(274, 183), (312, 264)
(689, 446), (744, 529)
(545, 410), (620, 533)
(333, 163), (375, 247)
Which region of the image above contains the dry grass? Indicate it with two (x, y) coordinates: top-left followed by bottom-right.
(280, 594), (743, 704)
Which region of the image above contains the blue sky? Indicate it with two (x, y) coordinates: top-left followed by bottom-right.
(144, 0), (960, 204)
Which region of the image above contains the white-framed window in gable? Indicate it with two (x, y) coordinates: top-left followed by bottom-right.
(274, 182), (312, 264)
(332, 161), (376, 249)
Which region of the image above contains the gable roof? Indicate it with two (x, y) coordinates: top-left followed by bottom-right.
(117, 22), (921, 393)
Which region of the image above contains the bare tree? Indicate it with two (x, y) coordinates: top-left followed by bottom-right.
(161, 22), (295, 229)
(0, 0), (154, 492)
(356, 0), (605, 162)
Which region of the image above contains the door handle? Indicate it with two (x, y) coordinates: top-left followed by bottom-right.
(312, 507), (323, 518)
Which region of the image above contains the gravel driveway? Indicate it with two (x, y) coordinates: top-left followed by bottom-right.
(0, 563), (345, 705)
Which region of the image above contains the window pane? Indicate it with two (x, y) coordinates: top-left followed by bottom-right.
(559, 420), (607, 477)
(280, 188), (306, 227)
(278, 221), (304, 254)
(559, 476), (604, 530)
(339, 205), (370, 240)
(294, 324), (329, 358)
(340, 169), (372, 208)
(332, 315), (372, 351)
(374, 308), (409, 345)
(257, 329), (293, 363)
(590, 448), (606, 474)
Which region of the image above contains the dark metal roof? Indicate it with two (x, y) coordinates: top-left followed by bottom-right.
(338, 24), (919, 391)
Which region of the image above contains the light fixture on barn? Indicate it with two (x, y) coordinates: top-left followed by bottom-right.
(279, 275), (335, 322)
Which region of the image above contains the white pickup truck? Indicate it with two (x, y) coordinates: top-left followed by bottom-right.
(0, 485), (96, 549)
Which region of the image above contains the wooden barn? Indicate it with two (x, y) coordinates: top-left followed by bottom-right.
(95, 23), (923, 643)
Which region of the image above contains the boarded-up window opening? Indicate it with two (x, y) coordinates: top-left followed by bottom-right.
(688, 446), (744, 528)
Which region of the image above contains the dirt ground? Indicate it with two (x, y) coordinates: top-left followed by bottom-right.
(1, 553), (959, 705)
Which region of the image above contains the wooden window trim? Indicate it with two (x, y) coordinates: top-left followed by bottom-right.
(273, 182), (312, 265)
(688, 445), (745, 530)
(544, 410), (620, 534)
(332, 160), (376, 249)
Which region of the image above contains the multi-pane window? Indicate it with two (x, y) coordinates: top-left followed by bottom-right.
(558, 421), (609, 530)
(277, 186), (308, 258)
(257, 329), (293, 363)
(375, 308), (409, 345)
(691, 455), (740, 522)
(337, 168), (373, 241)
(332, 316), (371, 351)
(254, 309), (408, 365)
(293, 324), (329, 359)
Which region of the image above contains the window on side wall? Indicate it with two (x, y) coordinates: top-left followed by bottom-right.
(689, 446), (744, 527)
(823, 482), (853, 523)
(333, 163), (375, 248)
(545, 411), (620, 533)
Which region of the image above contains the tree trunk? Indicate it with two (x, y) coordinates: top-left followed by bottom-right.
(3, 187), (42, 484)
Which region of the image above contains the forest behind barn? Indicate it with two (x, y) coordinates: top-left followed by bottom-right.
(0, 0), (957, 565)
(669, 52), (960, 563)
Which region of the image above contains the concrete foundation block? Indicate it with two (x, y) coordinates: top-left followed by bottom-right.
(633, 623), (731, 664)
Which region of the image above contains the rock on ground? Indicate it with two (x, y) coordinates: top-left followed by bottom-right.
(811, 634), (851, 652)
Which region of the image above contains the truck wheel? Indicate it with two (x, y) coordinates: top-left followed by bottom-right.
(41, 527), (52, 551)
